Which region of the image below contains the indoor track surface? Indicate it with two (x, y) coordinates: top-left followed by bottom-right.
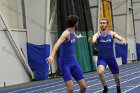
(0, 61), (140, 93)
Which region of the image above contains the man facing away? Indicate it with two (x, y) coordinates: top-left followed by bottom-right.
(89, 18), (126, 93)
(46, 15), (86, 93)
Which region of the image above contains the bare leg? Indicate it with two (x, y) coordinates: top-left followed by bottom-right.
(78, 79), (86, 93)
(98, 65), (107, 86)
(113, 74), (121, 93)
(66, 80), (74, 93)
(97, 65), (108, 93)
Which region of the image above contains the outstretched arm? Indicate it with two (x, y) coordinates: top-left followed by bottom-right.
(46, 31), (70, 64)
(88, 33), (98, 43)
(112, 31), (126, 45)
(74, 33), (85, 39)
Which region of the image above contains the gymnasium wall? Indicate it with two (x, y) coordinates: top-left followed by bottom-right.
(0, 30), (30, 86)
(24, 0), (58, 79)
(133, 0), (140, 43)
(133, 0), (140, 60)
(0, 0), (31, 86)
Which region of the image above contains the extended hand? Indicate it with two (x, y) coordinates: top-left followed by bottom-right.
(77, 34), (85, 39)
(121, 40), (126, 45)
(88, 37), (93, 43)
(46, 56), (54, 64)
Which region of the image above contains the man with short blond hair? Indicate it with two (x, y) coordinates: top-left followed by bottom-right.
(89, 18), (126, 93)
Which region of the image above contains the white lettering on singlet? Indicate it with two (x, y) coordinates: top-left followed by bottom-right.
(100, 39), (111, 43)
(71, 38), (75, 43)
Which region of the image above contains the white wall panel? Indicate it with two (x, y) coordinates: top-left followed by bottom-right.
(89, 0), (98, 6)
(113, 15), (127, 38)
(112, 0), (127, 15)
(90, 8), (98, 32)
(0, 0), (20, 29)
(24, 0), (46, 44)
(0, 30), (30, 87)
(133, 1), (140, 43)
(135, 21), (140, 43)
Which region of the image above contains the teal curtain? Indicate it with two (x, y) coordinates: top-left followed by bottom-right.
(75, 31), (96, 72)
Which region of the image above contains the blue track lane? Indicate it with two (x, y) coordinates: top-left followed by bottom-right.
(0, 61), (140, 93)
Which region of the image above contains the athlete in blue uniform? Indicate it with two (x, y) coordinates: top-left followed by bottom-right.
(89, 18), (126, 93)
(46, 15), (86, 93)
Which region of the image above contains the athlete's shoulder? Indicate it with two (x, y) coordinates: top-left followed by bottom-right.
(60, 29), (71, 40)
(62, 30), (70, 36)
(110, 30), (118, 33)
(109, 30), (115, 35)
(109, 30), (114, 32)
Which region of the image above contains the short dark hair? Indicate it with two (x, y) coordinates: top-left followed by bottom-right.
(67, 15), (79, 27)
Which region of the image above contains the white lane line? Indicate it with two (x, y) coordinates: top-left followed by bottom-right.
(123, 84), (140, 93)
(26, 65), (140, 93)
(8, 63), (140, 93)
(34, 68), (140, 93)
(94, 76), (140, 93)
(74, 69), (140, 92)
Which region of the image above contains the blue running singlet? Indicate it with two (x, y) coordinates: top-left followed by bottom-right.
(58, 29), (84, 82)
(97, 31), (119, 74)
(97, 31), (114, 58)
(59, 30), (76, 58)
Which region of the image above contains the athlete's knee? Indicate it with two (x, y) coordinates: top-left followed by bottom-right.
(66, 81), (74, 93)
(115, 75), (120, 80)
(67, 86), (74, 93)
(114, 74), (120, 81)
(97, 65), (105, 76)
(98, 70), (105, 76)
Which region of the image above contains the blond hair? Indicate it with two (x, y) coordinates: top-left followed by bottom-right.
(99, 18), (109, 24)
